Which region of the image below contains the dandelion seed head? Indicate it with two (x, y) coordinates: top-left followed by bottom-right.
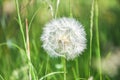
(41, 17), (86, 60)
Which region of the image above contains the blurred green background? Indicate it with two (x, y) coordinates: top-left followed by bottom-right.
(0, 0), (120, 80)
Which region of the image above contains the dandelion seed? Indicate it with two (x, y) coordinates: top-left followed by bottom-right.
(41, 17), (86, 60)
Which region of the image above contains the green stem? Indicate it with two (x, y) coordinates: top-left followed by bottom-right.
(29, 7), (40, 31)
(26, 18), (32, 80)
(63, 58), (66, 80)
(39, 72), (64, 80)
(75, 58), (79, 79)
(45, 56), (49, 80)
(89, 0), (94, 77)
(15, 0), (26, 50)
(55, 0), (60, 18)
(95, 0), (102, 80)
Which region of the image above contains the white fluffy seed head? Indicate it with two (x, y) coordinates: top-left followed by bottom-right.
(41, 17), (86, 60)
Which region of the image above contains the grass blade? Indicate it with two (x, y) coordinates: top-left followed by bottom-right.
(39, 72), (64, 80)
(15, 0), (26, 50)
(95, 0), (102, 80)
(0, 74), (5, 80)
(89, 0), (94, 77)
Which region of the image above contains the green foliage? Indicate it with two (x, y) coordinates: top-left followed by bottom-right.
(0, 0), (120, 80)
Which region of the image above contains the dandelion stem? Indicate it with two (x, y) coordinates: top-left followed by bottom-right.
(63, 57), (66, 80)
(95, 0), (102, 80)
(89, 0), (94, 77)
(75, 58), (79, 79)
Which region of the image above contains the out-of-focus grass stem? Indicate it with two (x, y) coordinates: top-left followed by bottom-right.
(26, 18), (32, 80)
(0, 74), (5, 80)
(15, 0), (32, 79)
(26, 18), (31, 61)
(95, 0), (102, 80)
(89, 0), (94, 77)
(55, 0), (60, 18)
(15, 0), (26, 50)
(45, 56), (49, 80)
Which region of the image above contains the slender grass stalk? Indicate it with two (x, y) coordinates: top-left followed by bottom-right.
(39, 72), (64, 80)
(0, 42), (27, 62)
(55, 0), (60, 18)
(0, 74), (5, 80)
(38, 62), (44, 75)
(15, 0), (26, 50)
(26, 18), (32, 80)
(0, 43), (22, 50)
(89, 0), (94, 77)
(29, 7), (41, 31)
(15, 2), (32, 79)
(72, 68), (77, 79)
(45, 56), (49, 80)
(26, 18), (31, 61)
(32, 40), (38, 55)
(26, 18), (37, 80)
(30, 63), (38, 80)
(95, 0), (102, 80)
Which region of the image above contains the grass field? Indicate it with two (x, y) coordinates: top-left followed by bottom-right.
(0, 0), (120, 80)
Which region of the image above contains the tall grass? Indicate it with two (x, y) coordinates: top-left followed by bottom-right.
(69, 0), (80, 79)
(89, 0), (94, 77)
(15, 0), (26, 50)
(95, 0), (102, 80)
(15, 0), (37, 80)
(89, 0), (102, 80)
(0, 0), (110, 80)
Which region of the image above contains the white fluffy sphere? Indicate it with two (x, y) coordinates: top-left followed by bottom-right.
(41, 17), (86, 60)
